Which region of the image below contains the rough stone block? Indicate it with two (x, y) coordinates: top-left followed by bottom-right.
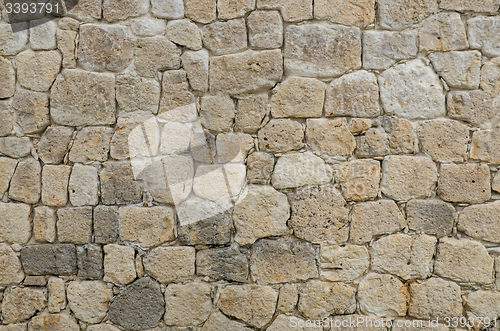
(69, 127), (113, 163)
(440, 0), (500, 11)
(143, 246), (195, 283)
(37, 126), (74, 165)
(0, 136), (32, 158)
(69, 164), (98, 207)
(57, 30), (77, 68)
(164, 283), (212, 327)
(271, 76), (325, 118)
(41, 165), (70, 207)
(378, 0), (437, 30)
(314, 0), (374, 28)
(167, 19), (203, 50)
(429, 51), (481, 89)
(458, 201), (500, 244)
(418, 119), (470, 162)
(216, 132), (254, 163)
(202, 19), (247, 55)
(1, 287), (47, 324)
(320, 245), (369, 282)
(406, 199), (455, 237)
(358, 273), (407, 317)
(33, 206), (56, 243)
(419, 13), (468, 52)
(0, 101), (13, 137)
(248, 10), (282, 49)
(235, 94), (269, 134)
(335, 159), (380, 201)
(77, 244), (103, 280)
(181, 49), (209, 92)
(0, 23), (28, 56)
(199, 94), (235, 132)
(47, 277), (66, 313)
(160, 70), (195, 114)
(447, 90), (499, 127)
(247, 152), (274, 184)
(57, 207), (93, 244)
(12, 90), (50, 134)
(465, 290), (500, 322)
(135, 36), (182, 78)
(0, 56), (15, 98)
(185, 0), (216, 23)
(306, 118), (356, 157)
(16, 50), (60, 92)
(257, 0), (312, 22)
(100, 161), (143, 205)
(363, 30), (417, 70)
(193, 163), (245, 201)
(130, 17), (167, 36)
(218, 0), (254, 19)
(269, 315), (322, 331)
(272, 152), (332, 189)
(481, 57), (500, 92)
(67, 281), (113, 324)
(28, 313), (79, 331)
(117, 76), (160, 114)
(151, 0), (184, 19)
(103, 0), (149, 22)
(0, 157), (17, 197)
(94, 205), (119, 244)
(9, 158), (41, 204)
(203, 311), (253, 331)
(0, 243), (24, 286)
(258, 119), (304, 153)
(471, 129), (500, 163)
(103, 244), (136, 285)
(20, 244), (77, 275)
(468, 16), (500, 57)
(437, 163), (491, 204)
(277, 284), (299, 313)
(197, 246), (249, 282)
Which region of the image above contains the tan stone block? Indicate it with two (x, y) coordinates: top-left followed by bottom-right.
(406, 199), (455, 237)
(458, 201), (500, 244)
(0, 157), (18, 197)
(246, 152), (274, 184)
(0, 202), (31, 245)
(418, 119), (470, 162)
(57, 207), (93, 244)
(447, 90), (499, 127)
(306, 118), (356, 157)
(9, 158), (41, 204)
(271, 152), (332, 189)
(0, 56), (15, 98)
(1, 287), (47, 324)
(465, 290), (500, 322)
(199, 94), (235, 132)
(56, 30), (77, 68)
(181, 49), (209, 92)
(438, 163), (491, 204)
(164, 283), (213, 327)
(103, 0), (148, 22)
(166, 19), (203, 50)
(471, 129), (500, 163)
(116, 75), (160, 114)
(363, 30), (417, 70)
(258, 119), (304, 153)
(216, 132), (254, 163)
(67, 281), (113, 324)
(320, 245), (369, 282)
(268, 315), (322, 331)
(277, 284), (298, 313)
(135, 36), (181, 78)
(419, 12), (468, 52)
(41, 165), (70, 207)
(257, 0), (312, 22)
(143, 246), (195, 283)
(16, 50), (60, 92)
(202, 19), (247, 56)
(103, 244), (136, 285)
(235, 94), (269, 134)
(248, 10), (283, 49)
(378, 0), (437, 30)
(468, 16), (500, 58)
(47, 277), (66, 313)
(202, 311), (253, 331)
(481, 57), (500, 92)
(185, 0), (216, 23)
(271, 77), (325, 118)
(28, 313), (79, 331)
(440, 0), (500, 12)
(358, 273), (407, 317)
(314, 0), (374, 27)
(335, 159), (380, 201)
(33, 206), (56, 243)
(218, 0), (255, 19)
(0, 243), (24, 286)
(429, 51), (481, 89)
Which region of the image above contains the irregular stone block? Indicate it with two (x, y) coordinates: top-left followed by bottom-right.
(116, 76), (160, 114)
(202, 18), (247, 56)
(77, 244), (103, 280)
(37, 126), (74, 165)
(418, 119), (470, 162)
(12, 90), (49, 134)
(160, 70), (195, 114)
(0, 136), (31, 159)
(69, 164), (98, 207)
(87, 324), (122, 331)
(447, 90), (499, 127)
(288, 184), (349, 244)
(15, 50), (60, 92)
(419, 12), (468, 52)
(349, 117), (372, 134)
(167, 19), (203, 50)
(437, 163), (491, 204)
(248, 10), (283, 49)
(103, 0), (148, 22)
(193, 164), (246, 201)
(47, 277), (66, 313)
(1, 287), (47, 324)
(0, 57), (15, 98)
(135, 36), (181, 78)
(471, 129), (500, 163)
(151, 0), (184, 19)
(100, 161), (143, 205)
(57, 207), (93, 244)
(218, 0), (254, 19)
(33, 206), (56, 243)
(199, 94), (235, 132)
(315, 0), (374, 28)
(465, 291), (500, 322)
(268, 314), (322, 331)
(197, 246), (249, 282)
(358, 273), (407, 317)
(481, 57), (500, 92)
(271, 76), (325, 118)
(185, 0), (216, 23)
(9, 158), (41, 204)
(272, 152), (332, 189)
(0, 23), (28, 56)
(130, 17), (167, 36)
(306, 118), (356, 156)
(181, 49), (209, 92)
(110, 115), (157, 160)
(28, 313), (79, 331)
(378, 0), (437, 30)
(247, 152), (274, 184)
(164, 283), (212, 327)
(159, 122), (192, 155)
(103, 244), (136, 285)
(235, 94), (269, 134)
(257, 0), (312, 22)
(429, 51), (481, 89)
(406, 199), (455, 237)
(0, 101), (13, 137)
(23, 276), (46, 286)
(144, 246), (195, 283)
(0, 243), (24, 286)
(203, 311), (253, 331)
(494, 172), (500, 194)
(94, 205), (119, 244)
(335, 159), (380, 201)
(69, 127), (113, 163)
(258, 119), (304, 153)
(41, 165), (70, 207)
(320, 245), (369, 282)
(277, 284), (298, 313)
(0, 157), (17, 196)
(458, 201), (500, 244)
(216, 132), (254, 163)
(67, 281), (113, 324)
(20, 244), (77, 275)
(363, 30), (417, 70)
(440, 0), (500, 11)
(57, 30), (77, 68)
(468, 16), (500, 57)
(350, 200), (405, 244)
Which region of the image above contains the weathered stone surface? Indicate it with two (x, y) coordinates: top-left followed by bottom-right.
(350, 200), (406, 244)
(235, 94), (269, 134)
(481, 57), (500, 92)
(16, 51), (60, 92)
(94, 206), (119, 244)
(0, 57), (15, 98)
(203, 311), (253, 331)
(9, 158), (41, 204)
(144, 246), (195, 283)
(248, 10), (282, 49)
(197, 246), (249, 282)
(12, 90), (49, 134)
(193, 163), (245, 201)
(358, 273), (407, 317)
(251, 237), (318, 284)
(40, 165), (70, 207)
(429, 51), (481, 89)
(468, 16), (500, 58)
(116, 75), (160, 114)
(103, 0), (148, 22)
(247, 152), (274, 184)
(181, 50), (209, 92)
(381, 156), (437, 201)
(447, 90), (500, 127)
(210, 50), (283, 94)
(315, 0), (374, 28)
(57, 207), (93, 244)
(57, 30), (77, 68)
(465, 290), (500, 321)
(21, 244), (77, 275)
(284, 24), (360, 78)
(23, 276), (46, 286)
(471, 129), (500, 163)
(67, 281), (113, 324)
(435, 237), (494, 284)
(51, 70), (116, 126)
(69, 127), (113, 163)
(493, 172), (500, 194)
(268, 315), (322, 331)
(272, 152), (332, 189)
(418, 119), (470, 162)
(135, 37), (182, 78)
(0, 101), (13, 137)
(458, 201), (500, 243)
(440, 0), (500, 11)
(199, 94), (235, 132)
(1, 287), (47, 324)
(257, 0), (312, 22)
(37, 126), (74, 164)
(379, 60), (445, 119)
(320, 245), (369, 282)
(419, 13), (468, 52)
(277, 283), (298, 313)
(151, 0), (184, 19)
(218, 285), (278, 328)
(271, 77), (324, 118)
(77, 244), (103, 280)
(109, 115), (156, 160)
(0, 243), (24, 286)
(87, 325), (122, 331)
(258, 119), (304, 153)
(298, 280), (356, 320)
(164, 283), (212, 326)
(408, 277), (462, 320)
(47, 277), (66, 313)
(218, 0), (254, 19)
(332, 315), (391, 331)
(0, 136), (31, 158)
(33, 206), (56, 243)
(0, 157), (16, 196)
(69, 164), (98, 207)
(306, 119), (356, 157)
(378, 0), (437, 30)
(100, 162), (143, 205)
(103, 244), (136, 284)
(407, 199), (454, 237)
(119, 206), (175, 248)
(202, 19), (247, 56)
(159, 122), (192, 155)
(335, 159), (380, 201)
(0, 23), (28, 56)
(185, 0), (217, 23)
(216, 132), (254, 163)
(438, 163), (490, 204)
(166, 19), (202, 50)
(363, 30), (417, 70)
(28, 313), (79, 331)
(109, 277), (165, 331)
(130, 17), (167, 36)
(0, 202), (31, 244)
(160, 70), (195, 114)
(288, 184), (349, 244)
(190, 124), (217, 163)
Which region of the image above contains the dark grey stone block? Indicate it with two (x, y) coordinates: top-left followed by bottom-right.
(20, 244), (77, 275)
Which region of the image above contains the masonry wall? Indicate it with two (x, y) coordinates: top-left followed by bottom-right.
(1, 0), (500, 330)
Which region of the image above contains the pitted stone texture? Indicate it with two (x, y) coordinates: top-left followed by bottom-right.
(408, 277), (462, 320)
(381, 156), (437, 201)
(166, 19), (202, 50)
(481, 57), (500, 92)
(248, 10), (283, 49)
(135, 37), (182, 78)
(130, 17), (167, 36)
(67, 281), (113, 324)
(251, 237), (318, 284)
(284, 24), (361, 78)
(1, 287), (47, 324)
(185, 0), (217, 23)
(48, 277), (66, 313)
(378, 0), (437, 30)
(257, 0), (312, 22)
(103, 244), (136, 285)
(144, 246), (195, 283)
(0, 57), (15, 98)
(0, 102), (13, 137)
(38, 126), (74, 165)
(258, 119), (304, 153)
(447, 90), (500, 127)
(109, 277), (165, 331)
(315, 0), (374, 28)
(435, 237), (494, 284)
(200, 94), (235, 132)
(277, 283), (298, 313)
(306, 118), (356, 157)
(78, 25), (134, 72)
(418, 119), (470, 162)
(407, 199), (455, 237)
(468, 16), (500, 58)
(9, 158), (41, 204)
(116, 75), (160, 114)
(0, 157), (17, 196)
(61, 0), (102, 21)
(247, 152), (274, 184)
(77, 244), (103, 280)
(379, 60), (445, 119)
(160, 70), (195, 114)
(358, 273), (407, 317)
(69, 127), (113, 163)
(202, 19), (247, 56)
(103, 0), (149, 22)
(233, 185), (289, 245)
(151, 0), (184, 19)
(320, 245), (369, 282)
(20, 244), (77, 276)
(363, 30), (418, 70)
(335, 159), (380, 202)
(298, 280), (356, 320)
(356, 118), (415, 156)
(0, 325), (31, 331)
(0, 136), (31, 158)
(437, 163), (491, 204)
(350, 200), (406, 244)
(41, 165), (70, 207)
(203, 311), (253, 331)
(0, 23), (28, 56)
(371, 234), (436, 280)
(57, 30), (77, 68)
(51, 70), (116, 126)
(100, 162), (143, 205)
(218, 0), (255, 19)
(288, 184), (349, 244)
(109, 115), (156, 160)
(28, 313), (79, 331)
(429, 51), (481, 89)
(16, 51), (61, 92)
(164, 283), (212, 327)
(94, 206), (119, 244)
(218, 285), (278, 328)
(268, 315), (322, 331)
(57, 207), (93, 244)
(12, 90), (50, 134)
(270, 77), (325, 118)
(419, 13), (468, 52)
(217, 132), (254, 163)
(69, 164), (98, 207)
(181, 50), (209, 92)
(272, 152), (332, 189)
(471, 129), (500, 163)
(458, 201), (500, 244)
(197, 246), (249, 282)
(119, 206), (175, 248)
(0, 244), (24, 286)
(465, 291), (500, 322)
(210, 50), (283, 95)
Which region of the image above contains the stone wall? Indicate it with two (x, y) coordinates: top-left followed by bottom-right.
(1, 0), (500, 330)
